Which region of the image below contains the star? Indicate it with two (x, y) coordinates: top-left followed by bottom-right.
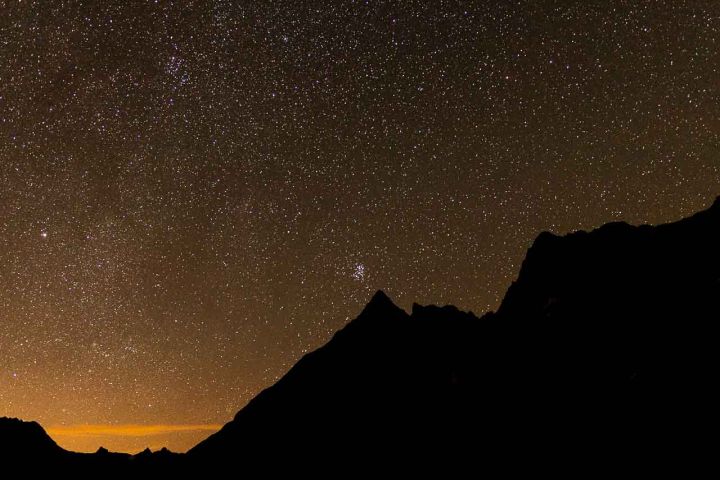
(352, 263), (366, 282)
(0, 0), (716, 455)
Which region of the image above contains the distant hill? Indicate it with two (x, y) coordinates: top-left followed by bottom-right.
(0, 417), (65, 459)
(0, 417), (179, 475)
(3, 197), (719, 475)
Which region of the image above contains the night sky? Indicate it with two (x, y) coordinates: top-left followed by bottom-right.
(1, 0), (719, 453)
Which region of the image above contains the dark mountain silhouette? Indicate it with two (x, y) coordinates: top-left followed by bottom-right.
(0, 417), (180, 475)
(3, 196), (719, 475)
(186, 196), (720, 473)
(0, 417), (65, 459)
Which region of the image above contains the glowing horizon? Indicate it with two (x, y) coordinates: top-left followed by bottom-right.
(3, 0), (719, 462)
(46, 423), (223, 453)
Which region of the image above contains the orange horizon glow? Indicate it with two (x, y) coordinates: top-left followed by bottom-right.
(46, 424), (223, 453)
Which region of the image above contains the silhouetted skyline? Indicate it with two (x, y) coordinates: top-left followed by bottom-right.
(1, 1), (719, 452)
(2, 197), (719, 475)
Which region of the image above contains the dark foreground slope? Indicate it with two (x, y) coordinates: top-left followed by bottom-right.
(189, 291), (488, 472)
(188, 197), (720, 473)
(3, 197), (719, 475)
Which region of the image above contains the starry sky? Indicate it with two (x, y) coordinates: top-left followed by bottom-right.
(1, 0), (719, 453)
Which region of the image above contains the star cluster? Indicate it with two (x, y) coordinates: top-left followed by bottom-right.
(1, 0), (719, 453)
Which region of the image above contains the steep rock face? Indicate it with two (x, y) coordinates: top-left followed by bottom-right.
(497, 199), (720, 388)
(499, 200), (720, 321)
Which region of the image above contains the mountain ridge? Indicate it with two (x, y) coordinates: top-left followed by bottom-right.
(3, 195), (719, 475)
(187, 196), (720, 472)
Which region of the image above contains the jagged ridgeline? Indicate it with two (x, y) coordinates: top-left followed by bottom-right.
(3, 197), (719, 476)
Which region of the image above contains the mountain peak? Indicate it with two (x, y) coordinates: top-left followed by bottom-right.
(355, 289), (403, 316)
(350, 289), (407, 327)
(367, 289), (395, 309)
